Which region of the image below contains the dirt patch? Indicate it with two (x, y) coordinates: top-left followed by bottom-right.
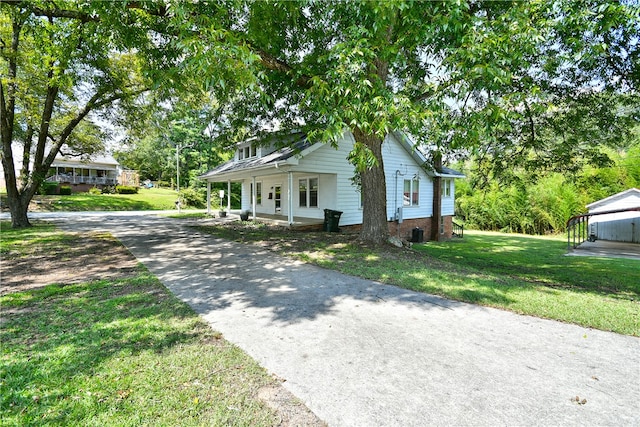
(1, 231), (139, 295)
(258, 384), (327, 427)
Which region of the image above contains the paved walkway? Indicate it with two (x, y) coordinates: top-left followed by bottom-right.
(51, 213), (639, 426)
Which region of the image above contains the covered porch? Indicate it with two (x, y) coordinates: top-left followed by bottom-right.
(204, 169), (337, 228)
(209, 209), (325, 231)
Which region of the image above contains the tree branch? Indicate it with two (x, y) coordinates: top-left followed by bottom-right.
(1, 0), (98, 22)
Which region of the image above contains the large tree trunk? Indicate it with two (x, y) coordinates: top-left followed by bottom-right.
(353, 128), (389, 244)
(8, 194), (32, 228)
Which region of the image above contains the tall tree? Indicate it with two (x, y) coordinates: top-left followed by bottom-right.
(3, 0), (637, 245)
(0, 0), (269, 228)
(1, 1), (159, 226)
(208, 0), (638, 243)
(115, 101), (231, 188)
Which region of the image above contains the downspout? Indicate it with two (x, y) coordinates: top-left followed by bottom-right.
(287, 171), (294, 225)
(395, 170), (399, 221)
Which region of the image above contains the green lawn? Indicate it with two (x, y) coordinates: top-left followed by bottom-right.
(197, 224), (640, 336)
(0, 224), (280, 426)
(412, 230), (639, 335)
(32, 187), (183, 211)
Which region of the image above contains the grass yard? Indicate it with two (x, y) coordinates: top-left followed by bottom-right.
(0, 223), (313, 426)
(30, 187), (182, 211)
(196, 224), (640, 336)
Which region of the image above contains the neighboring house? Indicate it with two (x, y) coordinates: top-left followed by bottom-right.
(199, 130), (464, 240)
(586, 188), (640, 243)
(45, 152), (122, 192)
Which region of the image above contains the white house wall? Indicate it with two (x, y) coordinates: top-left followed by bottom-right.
(441, 178), (456, 216)
(294, 134), (362, 225)
(230, 131), (458, 225)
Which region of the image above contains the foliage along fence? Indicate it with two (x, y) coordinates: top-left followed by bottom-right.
(456, 174), (588, 235)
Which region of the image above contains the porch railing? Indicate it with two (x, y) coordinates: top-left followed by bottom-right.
(566, 214), (590, 249)
(46, 175), (117, 186)
(452, 220), (464, 238)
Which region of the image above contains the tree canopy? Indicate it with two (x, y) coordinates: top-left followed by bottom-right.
(210, 0), (638, 242)
(2, 0), (638, 243)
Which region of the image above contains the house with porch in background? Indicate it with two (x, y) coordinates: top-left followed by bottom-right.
(1, 144), (137, 194)
(199, 130), (464, 241)
(44, 152), (140, 193)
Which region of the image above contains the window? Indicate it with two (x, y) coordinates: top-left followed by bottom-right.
(250, 182), (263, 205)
(299, 179), (307, 206)
(309, 178), (318, 207)
(403, 177), (419, 206)
(299, 177), (319, 208)
(256, 182), (262, 205)
(238, 144), (257, 160)
(441, 179), (451, 198)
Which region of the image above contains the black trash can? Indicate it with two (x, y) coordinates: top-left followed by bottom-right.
(323, 209), (343, 232)
(412, 227), (424, 243)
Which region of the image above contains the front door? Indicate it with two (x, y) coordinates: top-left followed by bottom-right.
(274, 185), (281, 213)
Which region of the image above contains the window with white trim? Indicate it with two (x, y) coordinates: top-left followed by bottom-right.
(299, 177), (319, 208)
(441, 179), (451, 198)
(403, 178), (419, 206)
(238, 144), (257, 160)
(250, 182), (263, 205)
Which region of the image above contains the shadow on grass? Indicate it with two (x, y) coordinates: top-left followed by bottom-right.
(0, 275), (204, 423)
(414, 231), (640, 300)
(35, 194), (157, 211)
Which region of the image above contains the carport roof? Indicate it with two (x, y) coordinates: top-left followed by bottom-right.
(587, 188), (640, 211)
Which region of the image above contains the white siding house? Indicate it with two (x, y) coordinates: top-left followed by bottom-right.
(0, 143), (121, 193)
(200, 130), (464, 240)
(587, 188), (640, 243)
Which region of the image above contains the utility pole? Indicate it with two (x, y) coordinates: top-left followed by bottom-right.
(175, 142), (194, 193)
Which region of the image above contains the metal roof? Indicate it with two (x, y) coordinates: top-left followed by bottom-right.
(199, 132), (311, 179)
(199, 130), (464, 180)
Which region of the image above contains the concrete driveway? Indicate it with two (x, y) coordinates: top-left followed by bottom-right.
(50, 213), (639, 426)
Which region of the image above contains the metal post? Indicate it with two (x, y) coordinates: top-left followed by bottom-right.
(252, 176), (256, 218)
(176, 146), (180, 193)
(287, 171), (294, 225)
(206, 181), (211, 215)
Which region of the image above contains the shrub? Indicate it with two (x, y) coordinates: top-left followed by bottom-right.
(59, 186), (72, 195)
(179, 188), (206, 208)
(115, 185), (138, 194)
(156, 180), (170, 188)
(38, 181), (58, 195)
(88, 187), (102, 195)
(101, 185), (116, 194)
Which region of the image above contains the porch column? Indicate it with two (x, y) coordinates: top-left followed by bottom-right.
(287, 171), (294, 225)
(206, 181), (211, 215)
(226, 180), (231, 212)
(431, 152), (443, 242)
(251, 176), (257, 220)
